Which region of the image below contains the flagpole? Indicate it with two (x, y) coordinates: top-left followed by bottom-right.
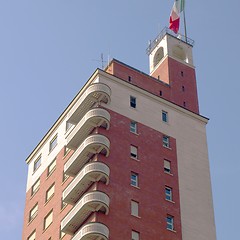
(183, 1), (187, 42)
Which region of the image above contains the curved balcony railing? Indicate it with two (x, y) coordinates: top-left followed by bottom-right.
(66, 108), (110, 150)
(64, 134), (110, 176)
(68, 83), (111, 125)
(72, 222), (109, 240)
(63, 162), (110, 205)
(61, 191), (110, 235)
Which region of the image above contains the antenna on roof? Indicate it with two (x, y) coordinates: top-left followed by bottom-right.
(92, 53), (107, 69)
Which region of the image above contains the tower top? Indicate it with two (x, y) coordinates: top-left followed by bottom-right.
(146, 27), (194, 55)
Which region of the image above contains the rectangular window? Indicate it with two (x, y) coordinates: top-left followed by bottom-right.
(49, 134), (58, 152)
(165, 187), (173, 201)
(130, 121), (137, 133)
(33, 156), (41, 172)
(66, 121), (73, 132)
(162, 111), (168, 123)
(47, 159), (56, 176)
(163, 135), (170, 148)
(131, 200), (139, 217)
(28, 230), (36, 240)
(31, 178), (40, 196)
(166, 215), (174, 230)
(29, 203), (38, 222)
(130, 96), (136, 108)
(46, 184), (55, 202)
(131, 172), (139, 187)
(132, 230), (140, 240)
(164, 160), (171, 174)
(60, 229), (66, 239)
(62, 172), (69, 183)
(64, 146), (71, 156)
(61, 198), (68, 210)
(130, 145), (138, 159)
(44, 210), (53, 230)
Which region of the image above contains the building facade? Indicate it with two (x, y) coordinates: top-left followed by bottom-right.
(22, 29), (216, 240)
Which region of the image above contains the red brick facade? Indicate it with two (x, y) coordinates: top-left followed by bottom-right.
(106, 58), (199, 114)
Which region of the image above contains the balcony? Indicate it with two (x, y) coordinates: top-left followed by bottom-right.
(66, 108), (110, 150)
(64, 134), (110, 176)
(63, 162), (110, 205)
(61, 191), (110, 235)
(71, 222), (109, 240)
(68, 83), (111, 125)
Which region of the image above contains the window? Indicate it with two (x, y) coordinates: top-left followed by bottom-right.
(159, 90), (162, 96)
(128, 76), (132, 82)
(64, 146), (71, 156)
(130, 121), (137, 133)
(164, 160), (171, 174)
(162, 111), (168, 123)
(181, 71), (184, 77)
(163, 135), (170, 148)
(44, 210), (53, 230)
(62, 172), (69, 183)
(132, 230), (140, 240)
(27, 230), (36, 240)
(49, 135), (58, 152)
(183, 101), (186, 107)
(182, 86), (185, 92)
(61, 198), (67, 210)
(47, 159), (56, 176)
(66, 121), (73, 132)
(130, 145), (138, 159)
(60, 229), (66, 239)
(33, 156), (41, 172)
(131, 172), (139, 187)
(31, 178), (40, 196)
(29, 203), (38, 222)
(131, 200), (139, 217)
(165, 187), (173, 201)
(166, 215), (174, 230)
(46, 184), (55, 202)
(130, 96), (136, 108)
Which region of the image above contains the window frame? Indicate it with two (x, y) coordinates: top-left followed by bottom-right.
(130, 145), (138, 159)
(165, 187), (173, 201)
(29, 203), (38, 222)
(49, 134), (58, 153)
(131, 172), (139, 187)
(164, 160), (171, 174)
(27, 230), (36, 240)
(43, 210), (53, 230)
(31, 178), (40, 196)
(131, 200), (139, 217)
(45, 183), (55, 203)
(130, 96), (136, 108)
(166, 215), (174, 230)
(130, 121), (137, 134)
(33, 155), (41, 172)
(162, 110), (168, 123)
(132, 230), (140, 240)
(47, 158), (56, 177)
(163, 135), (170, 148)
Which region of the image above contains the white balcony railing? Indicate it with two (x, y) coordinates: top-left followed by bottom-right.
(63, 162), (110, 205)
(71, 222), (109, 240)
(61, 191), (110, 235)
(66, 108), (110, 150)
(64, 134), (110, 176)
(68, 83), (111, 125)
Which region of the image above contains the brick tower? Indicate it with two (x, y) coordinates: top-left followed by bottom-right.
(22, 28), (216, 240)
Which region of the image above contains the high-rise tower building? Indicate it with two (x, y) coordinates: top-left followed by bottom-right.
(22, 28), (216, 240)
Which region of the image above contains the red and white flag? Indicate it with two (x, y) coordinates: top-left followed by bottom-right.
(169, 0), (185, 34)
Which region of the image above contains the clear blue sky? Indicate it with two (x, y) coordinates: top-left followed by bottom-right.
(0, 1), (239, 239)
